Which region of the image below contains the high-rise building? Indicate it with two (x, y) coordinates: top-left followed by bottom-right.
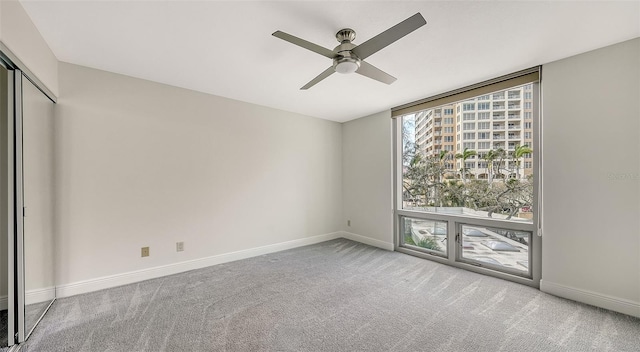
(414, 84), (534, 180)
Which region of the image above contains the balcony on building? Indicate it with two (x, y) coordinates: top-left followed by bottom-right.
(493, 132), (505, 140)
(493, 102), (505, 110)
(508, 112), (520, 119)
(493, 122), (505, 130)
(493, 112), (505, 119)
(508, 103), (521, 109)
(508, 123), (521, 129)
(507, 91), (521, 99)
(492, 93), (505, 100)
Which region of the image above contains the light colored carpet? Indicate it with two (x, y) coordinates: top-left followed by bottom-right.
(15, 239), (640, 351)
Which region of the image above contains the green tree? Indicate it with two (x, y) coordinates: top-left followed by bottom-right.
(482, 149), (500, 183)
(512, 144), (533, 179)
(492, 148), (508, 181)
(403, 152), (445, 207)
(454, 148), (477, 182)
(441, 180), (465, 207)
(486, 176), (533, 219)
(403, 152), (427, 207)
(433, 150), (450, 207)
(465, 180), (497, 210)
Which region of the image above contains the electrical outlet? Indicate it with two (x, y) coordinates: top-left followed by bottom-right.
(141, 247), (149, 257)
(347, 219), (351, 227)
(176, 242), (184, 252)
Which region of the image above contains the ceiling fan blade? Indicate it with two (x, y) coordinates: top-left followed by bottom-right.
(352, 13), (426, 60)
(301, 66), (335, 90)
(356, 61), (397, 85)
(272, 31), (336, 59)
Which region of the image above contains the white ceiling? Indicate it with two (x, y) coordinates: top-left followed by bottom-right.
(20, 0), (640, 122)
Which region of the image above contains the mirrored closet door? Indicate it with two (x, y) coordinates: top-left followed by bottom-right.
(19, 73), (56, 341)
(0, 60), (10, 350)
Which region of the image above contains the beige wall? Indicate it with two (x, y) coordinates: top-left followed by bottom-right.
(342, 110), (393, 247)
(0, 0), (58, 97)
(541, 38), (640, 317)
(54, 63), (343, 286)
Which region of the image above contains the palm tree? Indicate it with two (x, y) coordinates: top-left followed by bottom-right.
(482, 149), (499, 183)
(437, 150), (449, 175)
(433, 150), (449, 207)
(454, 148), (477, 182)
(512, 144), (533, 179)
(492, 147), (507, 181)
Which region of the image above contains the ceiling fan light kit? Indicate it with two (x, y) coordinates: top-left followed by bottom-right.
(334, 58), (360, 74)
(273, 13), (427, 90)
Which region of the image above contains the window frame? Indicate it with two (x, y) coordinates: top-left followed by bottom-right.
(391, 70), (542, 288)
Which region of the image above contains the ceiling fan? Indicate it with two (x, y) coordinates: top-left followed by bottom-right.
(272, 13), (427, 90)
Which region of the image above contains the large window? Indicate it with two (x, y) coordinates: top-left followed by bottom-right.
(393, 68), (540, 286)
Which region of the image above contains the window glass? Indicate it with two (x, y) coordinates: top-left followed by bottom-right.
(400, 84), (535, 223)
(460, 224), (531, 275)
(402, 217), (447, 255)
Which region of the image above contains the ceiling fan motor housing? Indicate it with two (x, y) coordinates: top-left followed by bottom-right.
(336, 28), (356, 43)
(333, 29), (360, 74)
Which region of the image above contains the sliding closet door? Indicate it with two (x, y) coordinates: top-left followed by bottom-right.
(19, 74), (55, 340)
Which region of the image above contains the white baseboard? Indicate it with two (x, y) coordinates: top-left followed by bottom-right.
(56, 232), (342, 298)
(26, 286), (56, 305)
(340, 231), (395, 251)
(540, 280), (640, 318)
(0, 295), (6, 310)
